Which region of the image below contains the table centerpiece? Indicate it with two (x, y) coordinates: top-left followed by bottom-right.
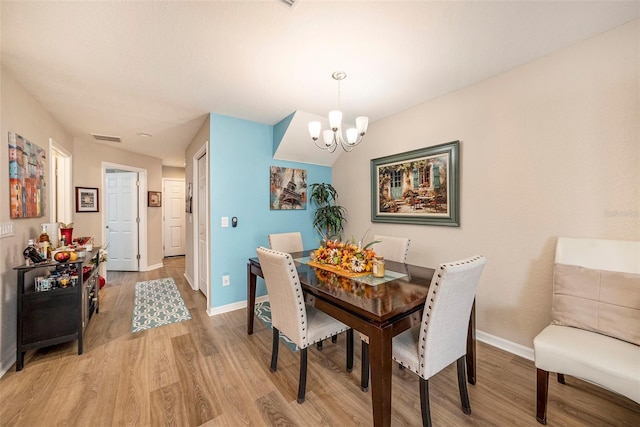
(309, 239), (377, 277)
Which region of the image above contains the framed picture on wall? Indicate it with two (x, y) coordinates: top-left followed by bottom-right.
(371, 140), (460, 226)
(270, 166), (307, 210)
(75, 187), (99, 213)
(148, 191), (162, 207)
(9, 131), (47, 218)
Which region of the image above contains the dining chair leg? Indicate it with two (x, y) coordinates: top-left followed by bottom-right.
(297, 347), (308, 404)
(536, 368), (549, 425)
(317, 341), (323, 350)
(419, 377), (432, 427)
(557, 373), (565, 384)
(332, 334), (338, 343)
(270, 328), (280, 372)
(360, 340), (369, 391)
(346, 329), (354, 372)
(456, 356), (471, 415)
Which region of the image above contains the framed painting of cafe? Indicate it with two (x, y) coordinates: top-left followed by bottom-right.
(371, 140), (460, 226)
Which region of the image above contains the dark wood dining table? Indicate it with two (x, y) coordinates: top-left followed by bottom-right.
(246, 252), (476, 427)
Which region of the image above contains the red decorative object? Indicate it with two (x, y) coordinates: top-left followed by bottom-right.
(99, 275), (105, 289)
(60, 228), (73, 245)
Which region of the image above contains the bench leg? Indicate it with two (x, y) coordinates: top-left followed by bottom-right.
(536, 368), (549, 425)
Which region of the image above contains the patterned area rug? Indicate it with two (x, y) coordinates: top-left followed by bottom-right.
(255, 301), (299, 351)
(131, 277), (192, 333)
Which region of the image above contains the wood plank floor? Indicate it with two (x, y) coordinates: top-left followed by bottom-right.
(2, 257), (638, 426)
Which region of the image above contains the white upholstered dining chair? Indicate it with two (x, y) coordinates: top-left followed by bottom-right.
(268, 232), (332, 349)
(371, 234), (411, 263)
(393, 255), (486, 427)
(268, 232), (303, 254)
(256, 247), (354, 404)
(360, 235), (411, 390)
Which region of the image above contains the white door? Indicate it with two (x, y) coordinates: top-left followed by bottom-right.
(197, 153), (209, 299)
(163, 179), (186, 256)
(106, 172), (139, 271)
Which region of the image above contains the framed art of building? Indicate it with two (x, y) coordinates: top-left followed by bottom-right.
(371, 141), (460, 226)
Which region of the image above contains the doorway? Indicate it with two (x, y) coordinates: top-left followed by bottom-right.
(163, 178), (186, 257)
(193, 144), (209, 307)
(49, 139), (72, 225)
(102, 162), (148, 271)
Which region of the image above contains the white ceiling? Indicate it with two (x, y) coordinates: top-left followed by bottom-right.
(1, 1), (637, 167)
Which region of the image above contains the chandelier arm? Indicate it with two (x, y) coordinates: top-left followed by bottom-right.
(340, 142), (354, 152)
(313, 138), (329, 150)
(351, 134), (364, 146)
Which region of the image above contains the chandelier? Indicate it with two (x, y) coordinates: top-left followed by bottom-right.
(308, 71), (369, 153)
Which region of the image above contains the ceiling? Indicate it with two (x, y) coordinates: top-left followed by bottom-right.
(1, 1), (637, 167)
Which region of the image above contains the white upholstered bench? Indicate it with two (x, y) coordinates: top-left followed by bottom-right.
(533, 237), (640, 424)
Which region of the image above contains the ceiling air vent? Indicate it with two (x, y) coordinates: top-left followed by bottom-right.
(91, 133), (121, 143)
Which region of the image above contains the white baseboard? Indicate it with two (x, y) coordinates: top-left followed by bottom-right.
(477, 330), (534, 361)
(0, 347), (16, 379)
(207, 295), (269, 317)
(146, 263), (163, 271)
(184, 272), (194, 290)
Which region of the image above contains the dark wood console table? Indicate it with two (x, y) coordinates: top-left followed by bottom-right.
(14, 247), (101, 371)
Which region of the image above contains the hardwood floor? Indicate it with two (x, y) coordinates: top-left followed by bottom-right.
(2, 257), (638, 426)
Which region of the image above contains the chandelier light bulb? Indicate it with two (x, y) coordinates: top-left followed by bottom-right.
(322, 130), (334, 146)
(356, 116), (369, 134)
(346, 128), (358, 145)
(308, 121), (321, 140)
(328, 110), (342, 131)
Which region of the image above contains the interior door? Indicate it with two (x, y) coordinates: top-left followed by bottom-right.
(106, 172), (139, 271)
(197, 153), (209, 299)
(163, 179), (186, 257)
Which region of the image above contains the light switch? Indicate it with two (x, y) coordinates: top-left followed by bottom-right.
(221, 217), (229, 227)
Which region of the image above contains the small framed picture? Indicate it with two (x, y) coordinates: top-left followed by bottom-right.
(148, 191), (162, 207)
(75, 187), (99, 213)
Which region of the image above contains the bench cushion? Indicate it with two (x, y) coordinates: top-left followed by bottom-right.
(534, 325), (640, 404)
(551, 263), (640, 345)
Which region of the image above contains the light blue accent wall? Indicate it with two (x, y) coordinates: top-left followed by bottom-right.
(209, 113), (331, 307)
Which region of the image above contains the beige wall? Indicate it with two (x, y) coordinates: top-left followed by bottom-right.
(0, 68), (74, 373)
(333, 20), (639, 348)
(184, 116), (210, 288)
(72, 138), (164, 267)
(162, 166), (185, 179)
